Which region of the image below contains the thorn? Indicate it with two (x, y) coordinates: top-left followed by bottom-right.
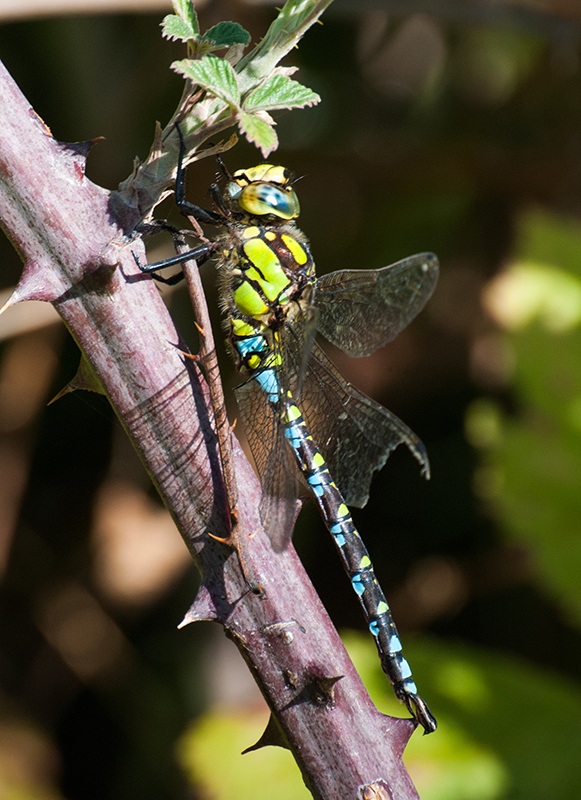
(62, 137), (104, 160)
(283, 669), (299, 689)
(281, 671), (345, 711)
(194, 320), (205, 337)
(178, 584), (219, 627)
(48, 356), (104, 404)
(311, 674), (343, 707)
(207, 530), (233, 545)
(60, 137), (104, 180)
(247, 526), (259, 541)
(206, 527), (263, 596)
(242, 713), (289, 754)
(48, 385), (73, 406)
(7, 261), (65, 305)
(0, 293), (16, 317)
(151, 121), (163, 157)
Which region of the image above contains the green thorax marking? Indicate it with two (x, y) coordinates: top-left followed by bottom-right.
(223, 224), (315, 323)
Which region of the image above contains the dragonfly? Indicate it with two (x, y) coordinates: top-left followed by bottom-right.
(135, 127), (439, 733)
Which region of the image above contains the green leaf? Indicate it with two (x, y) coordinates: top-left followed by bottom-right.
(239, 111), (278, 157)
(345, 633), (581, 800)
(162, 15), (197, 43)
(244, 74), (320, 112)
(178, 711), (310, 800)
(236, 0), (334, 92)
(203, 22), (251, 48)
(473, 209), (581, 625)
(172, 0), (199, 34)
(174, 56), (241, 108)
(179, 632), (581, 800)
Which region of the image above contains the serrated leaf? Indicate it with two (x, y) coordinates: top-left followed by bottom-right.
(203, 22), (251, 48)
(162, 15), (197, 43)
(174, 56), (240, 108)
(172, 0), (199, 34)
(239, 111), (278, 157)
(243, 75), (320, 113)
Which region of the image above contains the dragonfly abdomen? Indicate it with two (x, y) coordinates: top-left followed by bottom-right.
(283, 401), (436, 732)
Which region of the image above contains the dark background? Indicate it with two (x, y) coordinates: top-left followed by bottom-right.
(1, 2), (581, 798)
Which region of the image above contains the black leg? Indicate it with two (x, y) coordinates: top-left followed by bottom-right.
(133, 123), (229, 283)
(174, 123), (224, 226)
(133, 242), (215, 284)
(136, 220), (183, 238)
(209, 182), (231, 217)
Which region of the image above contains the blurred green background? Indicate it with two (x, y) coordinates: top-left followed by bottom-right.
(1, 1), (581, 798)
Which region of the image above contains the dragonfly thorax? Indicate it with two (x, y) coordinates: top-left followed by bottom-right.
(217, 222), (314, 323)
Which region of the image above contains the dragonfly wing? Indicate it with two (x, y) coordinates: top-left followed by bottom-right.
(294, 303), (318, 396)
(234, 378), (299, 552)
(299, 342), (429, 508)
(315, 252), (439, 357)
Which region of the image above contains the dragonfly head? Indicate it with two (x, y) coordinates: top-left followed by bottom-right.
(226, 164), (300, 221)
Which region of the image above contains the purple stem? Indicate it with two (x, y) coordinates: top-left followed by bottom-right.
(0, 58), (422, 800)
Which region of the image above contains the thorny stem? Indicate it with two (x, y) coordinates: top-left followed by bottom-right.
(179, 244), (262, 595)
(0, 29), (425, 800)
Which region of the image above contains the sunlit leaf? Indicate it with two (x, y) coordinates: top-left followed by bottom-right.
(204, 22), (251, 48)
(163, 0), (199, 40)
(484, 262), (581, 332)
(239, 110), (278, 156)
(172, 0), (199, 33)
(162, 15), (197, 42)
(244, 74), (320, 112)
(174, 56), (240, 108)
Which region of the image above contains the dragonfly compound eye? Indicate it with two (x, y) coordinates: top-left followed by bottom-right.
(237, 182), (300, 220)
(228, 164), (298, 220)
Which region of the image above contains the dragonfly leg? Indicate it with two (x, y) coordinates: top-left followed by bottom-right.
(132, 243), (214, 284)
(207, 523), (263, 597)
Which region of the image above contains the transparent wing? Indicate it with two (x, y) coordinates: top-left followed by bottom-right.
(294, 303), (318, 396)
(298, 342), (429, 508)
(233, 246), (436, 545)
(233, 295), (318, 552)
(234, 377), (299, 552)
(315, 252), (439, 357)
